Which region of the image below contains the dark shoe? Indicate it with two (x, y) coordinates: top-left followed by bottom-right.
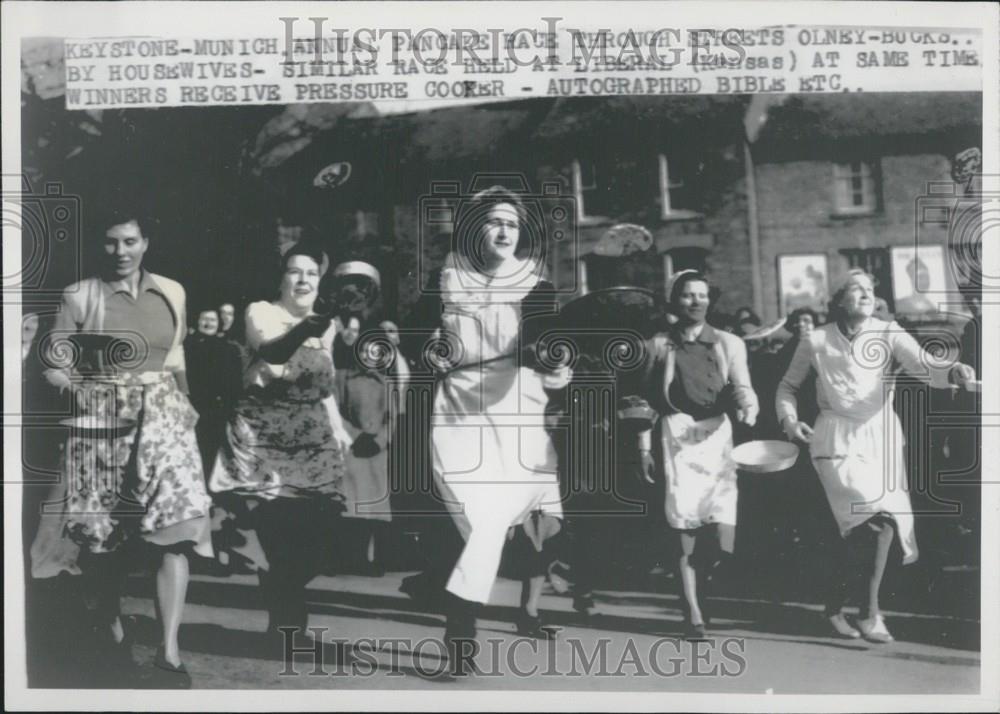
(400, 572), (436, 608)
(91, 621), (141, 688)
(682, 620), (709, 641)
(443, 593), (479, 677)
(443, 634), (480, 677)
(150, 646), (192, 689)
(515, 612), (560, 640)
(572, 593), (597, 616)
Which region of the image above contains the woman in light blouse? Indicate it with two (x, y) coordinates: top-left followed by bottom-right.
(211, 243), (352, 648)
(776, 269), (975, 643)
(32, 211), (212, 687)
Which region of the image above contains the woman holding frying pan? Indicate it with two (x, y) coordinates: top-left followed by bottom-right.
(31, 209), (212, 687)
(210, 243), (353, 648)
(624, 269), (758, 639)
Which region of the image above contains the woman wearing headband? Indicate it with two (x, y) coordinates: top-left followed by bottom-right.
(404, 186), (570, 674)
(210, 243), (353, 649)
(776, 269), (976, 642)
(626, 269), (758, 639)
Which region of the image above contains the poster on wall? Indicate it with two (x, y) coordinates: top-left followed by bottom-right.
(891, 245), (948, 315)
(778, 253), (830, 316)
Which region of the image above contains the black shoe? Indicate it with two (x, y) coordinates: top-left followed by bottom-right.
(150, 646), (192, 689)
(443, 634), (480, 677)
(400, 572), (436, 608)
(682, 620), (710, 641)
(515, 612), (560, 640)
(91, 621), (141, 688)
(572, 593), (596, 616)
(443, 593), (479, 677)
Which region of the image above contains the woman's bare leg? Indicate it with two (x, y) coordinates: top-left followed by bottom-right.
(860, 516), (895, 620)
(678, 532), (703, 625)
(156, 549), (190, 667)
(521, 575), (546, 618)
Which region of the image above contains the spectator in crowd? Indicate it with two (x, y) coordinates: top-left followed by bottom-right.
(333, 273), (410, 575)
(184, 307), (242, 474)
(218, 303), (236, 339)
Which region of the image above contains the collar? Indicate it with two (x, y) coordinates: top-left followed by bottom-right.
(673, 322), (718, 345)
(439, 252), (542, 305)
(836, 316), (873, 341)
(698, 323), (719, 344)
(103, 270), (162, 298)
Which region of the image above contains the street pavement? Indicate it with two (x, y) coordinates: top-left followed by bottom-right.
(117, 569), (981, 693)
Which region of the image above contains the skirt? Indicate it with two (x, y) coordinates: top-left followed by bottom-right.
(31, 372), (213, 578)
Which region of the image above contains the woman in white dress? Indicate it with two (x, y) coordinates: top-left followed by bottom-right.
(776, 269), (976, 642)
(414, 186), (570, 673)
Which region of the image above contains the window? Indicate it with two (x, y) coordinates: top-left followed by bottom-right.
(571, 153), (699, 222)
(572, 158), (634, 221)
(833, 161), (880, 215)
(658, 154), (699, 220)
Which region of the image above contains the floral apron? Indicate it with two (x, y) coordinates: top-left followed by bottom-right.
(31, 372), (213, 578)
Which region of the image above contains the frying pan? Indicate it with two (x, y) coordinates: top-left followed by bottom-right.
(731, 440), (800, 474)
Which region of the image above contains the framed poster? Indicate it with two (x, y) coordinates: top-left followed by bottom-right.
(778, 253), (830, 316)
(891, 245), (947, 315)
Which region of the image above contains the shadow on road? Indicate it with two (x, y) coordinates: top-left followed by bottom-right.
(122, 573), (981, 655)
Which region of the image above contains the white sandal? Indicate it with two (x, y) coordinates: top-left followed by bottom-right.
(857, 614), (895, 643)
(828, 613), (861, 639)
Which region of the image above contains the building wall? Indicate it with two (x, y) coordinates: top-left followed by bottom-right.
(755, 152), (959, 323)
(536, 156), (755, 318)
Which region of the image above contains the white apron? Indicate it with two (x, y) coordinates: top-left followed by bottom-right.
(777, 320), (932, 565)
(810, 405), (918, 564)
(431, 253), (562, 604)
(659, 412), (738, 530)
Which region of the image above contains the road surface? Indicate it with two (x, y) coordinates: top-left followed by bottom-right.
(110, 570), (980, 693)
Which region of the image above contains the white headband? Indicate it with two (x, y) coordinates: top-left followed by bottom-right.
(332, 261), (381, 287)
(667, 269), (702, 302)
